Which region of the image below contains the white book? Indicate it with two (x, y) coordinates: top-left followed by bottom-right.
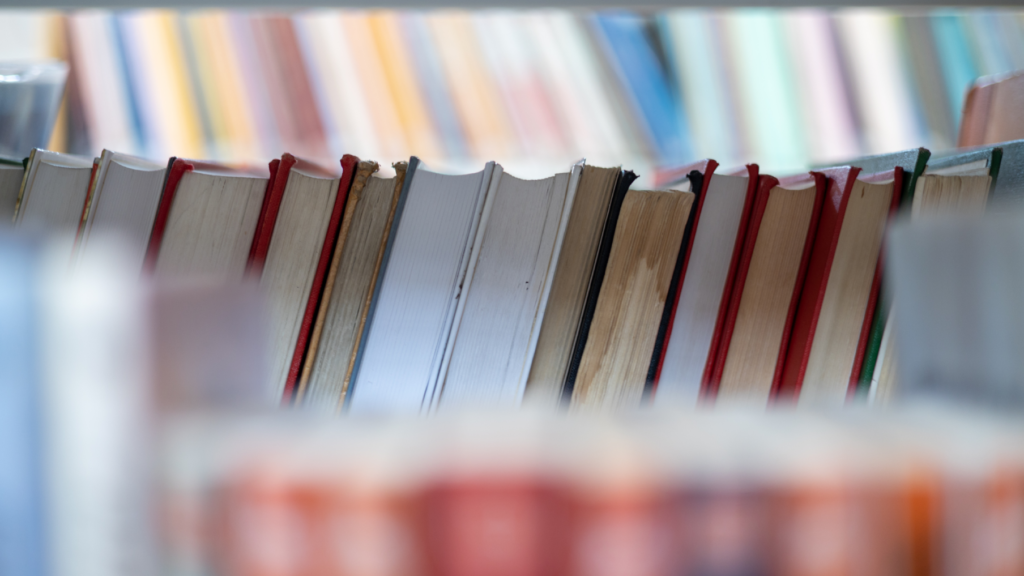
(153, 163), (267, 281)
(437, 164), (581, 410)
(16, 149), (95, 258)
(40, 235), (155, 576)
(655, 171), (751, 408)
(259, 161), (342, 398)
(78, 150), (167, 271)
(348, 159), (494, 414)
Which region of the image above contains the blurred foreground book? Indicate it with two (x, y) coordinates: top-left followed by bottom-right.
(163, 408), (1024, 576)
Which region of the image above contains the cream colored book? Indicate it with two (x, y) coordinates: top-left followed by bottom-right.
(716, 177), (820, 406)
(570, 184), (695, 412)
(523, 165), (621, 408)
(298, 161), (406, 411)
(152, 161), (268, 280)
(257, 156), (348, 399)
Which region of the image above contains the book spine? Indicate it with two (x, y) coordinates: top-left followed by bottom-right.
(646, 160), (718, 397)
(74, 157), (102, 247)
(776, 167), (860, 399)
(848, 167), (903, 397)
(247, 154), (294, 276)
(343, 157), (420, 410)
(770, 172), (827, 398)
(280, 154), (360, 403)
(699, 164), (759, 398)
(561, 169), (638, 403)
(707, 174), (776, 396)
(858, 150), (929, 392)
(142, 158), (192, 273)
(0, 237), (45, 576)
(295, 159), (380, 403)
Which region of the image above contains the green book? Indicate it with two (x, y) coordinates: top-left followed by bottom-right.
(826, 148), (930, 394)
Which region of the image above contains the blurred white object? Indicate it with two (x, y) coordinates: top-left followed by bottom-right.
(40, 234), (156, 576)
(888, 211), (1024, 408)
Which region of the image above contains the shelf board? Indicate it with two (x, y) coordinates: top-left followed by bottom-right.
(2, 0), (1019, 7)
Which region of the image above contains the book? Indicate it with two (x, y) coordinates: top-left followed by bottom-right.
(297, 160), (407, 411)
(658, 11), (742, 166)
(654, 162), (759, 407)
(834, 12), (921, 154)
(117, 11), (205, 160)
(0, 234), (45, 576)
(145, 158), (272, 280)
(14, 149), (96, 257)
(523, 165), (624, 409)
(437, 164), (580, 410)
(591, 12), (693, 164)
(0, 160), (25, 224)
(347, 159), (494, 414)
(257, 154), (357, 401)
(65, 12), (139, 155)
(151, 280), (270, 411)
(77, 150), (168, 270)
(39, 236), (156, 576)
(569, 184), (697, 411)
(711, 173), (824, 405)
(561, 169), (638, 402)
(835, 147), (930, 392)
(869, 150), (996, 404)
(249, 16), (331, 163)
(725, 11), (806, 171)
(778, 167), (902, 405)
(887, 211), (1024, 408)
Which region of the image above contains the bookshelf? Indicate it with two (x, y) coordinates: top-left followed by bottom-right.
(3, 5), (1024, 576)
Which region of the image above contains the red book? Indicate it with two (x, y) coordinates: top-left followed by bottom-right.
(651, 163), (760, 404)
(708, 172), (826, 403)
(777, 166), (903, 403)
(422, 478), (571, 576)
(259, 154), (359, 402)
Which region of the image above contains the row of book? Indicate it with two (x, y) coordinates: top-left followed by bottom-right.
(165, 409), (1024, 576)
(5, 9), (1024, 175)
(5, 138), (1022, 412)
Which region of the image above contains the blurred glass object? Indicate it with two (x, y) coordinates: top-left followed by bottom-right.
(0, 60), (67, 159)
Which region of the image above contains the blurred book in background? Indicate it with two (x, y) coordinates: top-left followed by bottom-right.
(4, 9), (1024, 180)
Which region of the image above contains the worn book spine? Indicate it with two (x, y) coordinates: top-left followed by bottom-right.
(777, 167), (860, 399)
(142, 157), (193, 272)
(280, 154), (360, 402)
(337, 162), (408, 409)
(560, 169), (638, 402)
(343, 157), (420, 410)
(857, 150), (930, 393)
(645, 159), (717, 398)
(295, 159), (379, 403)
